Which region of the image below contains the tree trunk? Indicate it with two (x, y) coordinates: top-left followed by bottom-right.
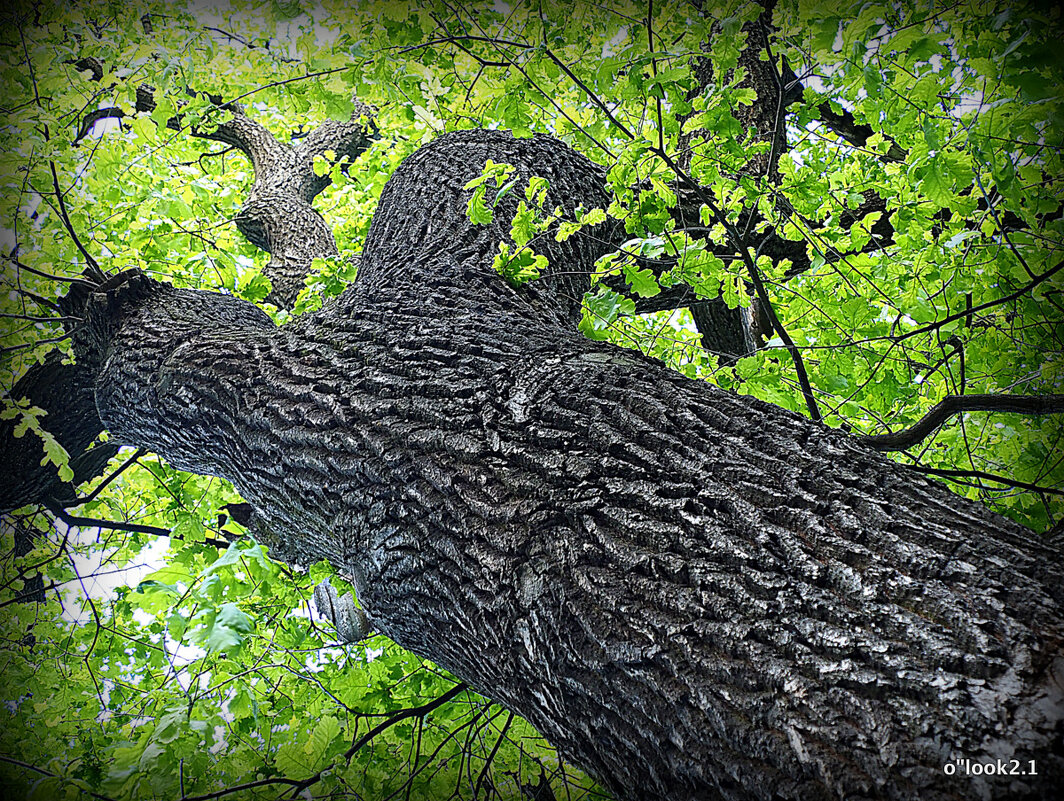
(674, 0), (790, 362)
(1, 97), (375, 513)
(13, 129), (1064, 800)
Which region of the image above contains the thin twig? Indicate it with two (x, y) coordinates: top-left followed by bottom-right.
(68, 448), (147, 507)
(897, 259), (1064, 341)
(0, 754), (116, 801)
(473, 710), (515, 799)
(543, 47), (635, 141)
(656, 148), (823, 420)
(908, 466), (1064, 496)
(3, 255), (96, 287)
(283, 682), (469, 799)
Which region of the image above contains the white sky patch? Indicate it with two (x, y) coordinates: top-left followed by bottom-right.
(602, 27), (628, 59)
(21, 192), (41, 219)
(667, 307), (697, 335)
(803, 73), (827, 93)
(832, 23), (845, 52)
(89, 104), (122, 138)
(186, 0), (233, 26)
(0, 227), (16, 256)
(875, 305), (918, 328)
(61, 524), (172, 624)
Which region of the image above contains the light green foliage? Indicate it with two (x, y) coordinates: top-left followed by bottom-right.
(466, 165), (562, 287)
(463, 159), (516, 225)
(581, 285), (638, 340)
(1, 0), (1063, 797)
(1, 400), (74, 482)
(493, 241), (549, 288)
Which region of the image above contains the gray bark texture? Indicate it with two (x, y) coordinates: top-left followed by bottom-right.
(28, 129), (1061, 801)
(0, 278), (119, 512)
(200, 100), (377, 307)
(675, 0), (788, 362)
(0, 101), (375, 513)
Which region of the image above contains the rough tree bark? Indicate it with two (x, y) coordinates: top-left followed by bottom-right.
(210, 101), (376, 307)
(673, 0), (792, 363)
(0, 93), (375, 512)
(7, 128), (1061, 800)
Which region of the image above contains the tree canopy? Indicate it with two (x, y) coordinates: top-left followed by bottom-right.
(1, 1), (1062, 799)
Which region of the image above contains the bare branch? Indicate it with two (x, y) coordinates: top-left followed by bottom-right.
(2, 256), (95, 288)
(18, 21), (103, 280)
(897, 259), (1064, 341)
(46, 504), (172, 537)
(906, 466), (1064, 496)
(781, 63), (906, 162)
(473, 710), (515, 800)
(862, 394), (1064, 451)
(652, 146), (824, 421)
(543, 46), (635, 141)
(45, 504), (232, 548)
(67, 448), (147, 507)
(281, 682), (470, 800)
(0, 754), (115, 801)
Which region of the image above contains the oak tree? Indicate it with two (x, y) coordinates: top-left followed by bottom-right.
(2, 1), (1063, 800)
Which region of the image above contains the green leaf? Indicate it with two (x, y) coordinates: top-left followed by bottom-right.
(129, 580), (180, 613)
(192, 602), (253, 652)
(623, 262), (660, 298)
(466, 183), (494, 225)
(580, 286), (636, 340)
(305, 715), (342, 757)
(524, 175), (549, 207)
(733, 86), (757, 105)
(493, 242), (546, 287)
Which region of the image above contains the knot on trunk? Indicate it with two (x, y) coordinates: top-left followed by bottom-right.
(74, 269), (160, 369)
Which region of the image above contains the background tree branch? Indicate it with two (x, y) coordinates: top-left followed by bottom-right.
(861, 393), (1064, 451)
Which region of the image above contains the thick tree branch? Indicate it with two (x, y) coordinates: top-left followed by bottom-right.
(16, 130), (1059, 801)
(0, 350), (119, 513)
(862, 393), (1064, 451)
(45, 504), (231, 548)
(781, 64), (907, 163)
(45, 504), (170, 537)
(192, 99), (377, 308)
(67, 62), (377, 308)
